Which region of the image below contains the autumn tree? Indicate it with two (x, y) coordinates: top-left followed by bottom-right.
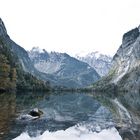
(0, 54), (10, 89)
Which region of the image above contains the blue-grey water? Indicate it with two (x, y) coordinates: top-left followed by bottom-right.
(0, 92), (120, 140)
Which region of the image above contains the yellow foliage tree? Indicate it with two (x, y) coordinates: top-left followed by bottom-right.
(0, 54), (11, 90)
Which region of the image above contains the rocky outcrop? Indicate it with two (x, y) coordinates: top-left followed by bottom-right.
(29, 108), (43, 117)
(19, 108), (43, 121)
(122, 28), (139, 47)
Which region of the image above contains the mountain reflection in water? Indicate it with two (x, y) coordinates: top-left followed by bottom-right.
(0, 92), (118, 140)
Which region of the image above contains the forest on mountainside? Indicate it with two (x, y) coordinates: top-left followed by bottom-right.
(0, 37), (51, 92)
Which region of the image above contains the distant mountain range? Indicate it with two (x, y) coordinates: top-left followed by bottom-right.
(28, 47), (100, 88)
(75, 52), (112, 77)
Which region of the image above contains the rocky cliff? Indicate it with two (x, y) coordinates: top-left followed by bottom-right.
(111, 28), (140, 84)
(92, 27), (140, 140)
(107, 27), (140, 112)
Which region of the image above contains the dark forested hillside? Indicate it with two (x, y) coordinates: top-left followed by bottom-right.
(0, 37), (51, 92)
(0, 38), (16, 91)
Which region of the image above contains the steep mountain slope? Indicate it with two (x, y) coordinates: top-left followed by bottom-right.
(92, 27), (140, 140)
(110, 27), (140, 112)
(93, 27), (140, 91)
(110, 28), (140, 85)
(0, 18), (36, 73)
(29, 47), (100, 88)
(93, 27), (140, 105)
(75, 52), (112, 76)
(0, 18), (50, 91)
(108, 27), (140, 140)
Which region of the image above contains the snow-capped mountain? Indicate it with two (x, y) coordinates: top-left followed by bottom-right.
(75, 52), (112, 77)
(29, 47), (100, 88)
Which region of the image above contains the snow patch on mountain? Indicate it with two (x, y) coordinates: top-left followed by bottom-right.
(75, 52), (112, 77)
(34, 60), (62, 74)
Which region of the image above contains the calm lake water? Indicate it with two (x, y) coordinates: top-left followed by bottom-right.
(0, 92), (122, 140)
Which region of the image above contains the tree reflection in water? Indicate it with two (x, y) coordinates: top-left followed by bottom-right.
(0, 92), (16, 140)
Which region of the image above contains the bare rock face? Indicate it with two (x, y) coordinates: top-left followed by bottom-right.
(110, 28), (140, 140)
(111, 27), (140, 84)
(122, 28), (139, 47)
(105, 26), (140, 111)
(110, 27), (140, 111)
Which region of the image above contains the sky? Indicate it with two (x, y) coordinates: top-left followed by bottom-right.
(0, 0), (140, 56)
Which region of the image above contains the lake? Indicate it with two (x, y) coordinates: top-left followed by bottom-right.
(0, 92), (122, 140)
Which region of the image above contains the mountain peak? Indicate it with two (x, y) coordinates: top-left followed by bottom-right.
(122, 27), (139, 47)
(0, 18), (7, 36)
(30, 47), (46, 53)
(87, 52), (101, 59)
(75, 51), (111, 60)
(75, 52), (112, 77)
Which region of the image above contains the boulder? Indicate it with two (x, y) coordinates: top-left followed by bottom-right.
(28, 108), (43, 117)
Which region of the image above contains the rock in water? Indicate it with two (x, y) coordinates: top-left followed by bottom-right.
(28, 108), (43, 117)
(19, 108), (44, 121)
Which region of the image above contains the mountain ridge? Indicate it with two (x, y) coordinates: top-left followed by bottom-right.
(75, 52), (112, 77)
(29, 47), (100, 88)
